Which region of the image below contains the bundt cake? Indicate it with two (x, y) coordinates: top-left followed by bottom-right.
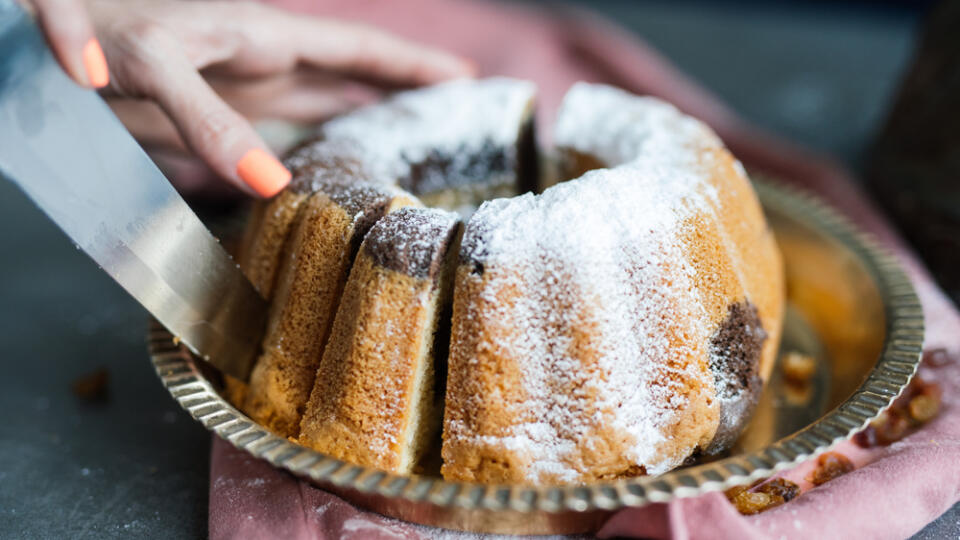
(298, 207), (461, 473)
(229, 78), (784, 485)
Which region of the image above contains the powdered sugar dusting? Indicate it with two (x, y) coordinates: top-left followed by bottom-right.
(286, 78), (535, 195)
(364, 207), (461, 279)
(448, 84), (738, 482)
(454, 166), (715, 482)
(554, 82), (721, 166)
(557, 83), (762, 444)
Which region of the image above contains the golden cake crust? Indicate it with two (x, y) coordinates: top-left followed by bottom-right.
(243, 185), (418, 437)
(442, 262), (722, 484)
(239, 189), (309, 298)
(298, 258), (433, 470)
(299, 208), (461, 473)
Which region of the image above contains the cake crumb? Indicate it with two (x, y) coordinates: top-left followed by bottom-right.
(71, 368), (109, 402)
(782, 351), (816, 386)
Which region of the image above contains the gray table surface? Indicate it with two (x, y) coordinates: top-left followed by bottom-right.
(1, 1), (956, 538)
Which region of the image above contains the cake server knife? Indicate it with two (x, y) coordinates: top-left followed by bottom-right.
(0, 2), (266, 380)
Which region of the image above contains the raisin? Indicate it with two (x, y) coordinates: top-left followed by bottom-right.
(908, 394), (940, 424)
(853, 425), (879, 448)
(784, 382), (813, 405)
(782, 352), (817, 385)
(874, 410), (911, 445)
(726, 488), (783, 515)
(725, 479), (797, 515)
(902, 377), (941, 409)
(71, 368), (110, 402)
(922, 348), (952, 367)
(854, 375), (942, 448)
(807, 452), (854, 486)
(757, 478), (800, 502)
(724, 485), (748, 500)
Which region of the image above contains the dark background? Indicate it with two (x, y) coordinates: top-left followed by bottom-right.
(0, 0), (955, 537)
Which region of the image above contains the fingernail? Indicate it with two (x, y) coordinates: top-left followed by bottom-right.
(82, 38), (109, 88)
(237, 149), (291, 198)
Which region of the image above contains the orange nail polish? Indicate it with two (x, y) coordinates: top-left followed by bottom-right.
(237, 149), (291, 198)
(83, 38), (109, 88)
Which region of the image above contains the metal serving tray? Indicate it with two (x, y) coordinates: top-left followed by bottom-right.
(148, 179), (923, 535)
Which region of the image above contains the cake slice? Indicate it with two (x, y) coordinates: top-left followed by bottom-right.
(238, 189), (309, 299)
(243, 181), (419, 438)
(299, 207), (461, 473)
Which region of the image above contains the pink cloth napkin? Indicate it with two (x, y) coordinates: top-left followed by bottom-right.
(209, 1), (960, 538)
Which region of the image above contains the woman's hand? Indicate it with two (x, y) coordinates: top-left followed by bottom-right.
(24, 0), (474, 197)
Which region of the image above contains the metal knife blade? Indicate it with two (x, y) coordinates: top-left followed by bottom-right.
(0, 2), (266, 380)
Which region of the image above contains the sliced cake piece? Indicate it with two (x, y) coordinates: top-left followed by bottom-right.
(238, 161), (391, 299)
(243, 181), (419, 438)
(228, 189), (311, 409)
(228, 158), (406, 408)
(238, 190), (309, 299)
(299, 207), (462, 473)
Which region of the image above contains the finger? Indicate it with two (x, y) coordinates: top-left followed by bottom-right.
(108, 74), (371, 154)
(163, 76), (291, 198)
(108, 99), (186, 153)
(205, 71), (378, 122)
(150, 149), (246, 200)
(286, 18), (477, 86)
(28, 0), (109, 88)
(106, 26), (289, 198)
